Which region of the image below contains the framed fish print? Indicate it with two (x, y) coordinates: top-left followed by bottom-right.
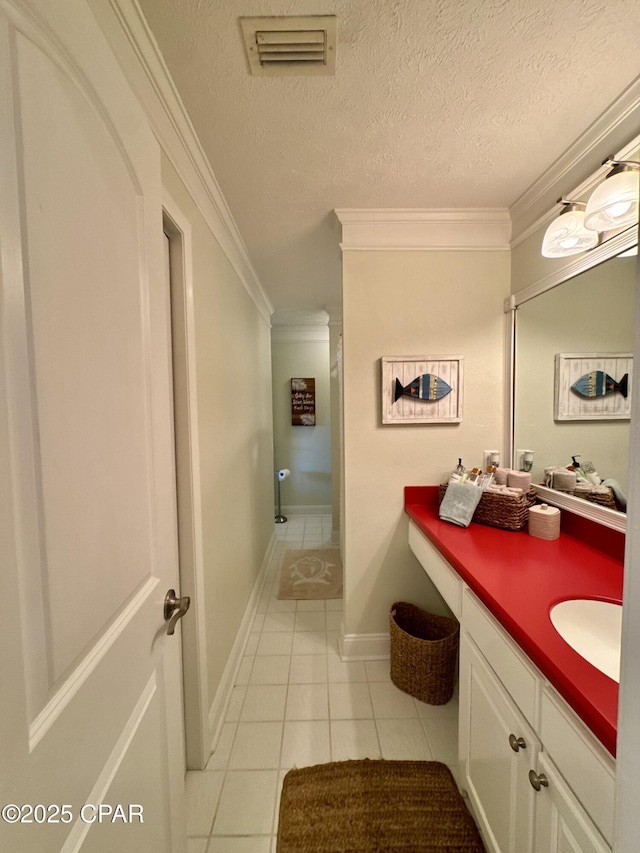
(381, 356), (463, 424)
(554, 353), (632, 421)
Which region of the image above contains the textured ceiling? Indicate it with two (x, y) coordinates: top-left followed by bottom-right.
(138, 0), (640, 314)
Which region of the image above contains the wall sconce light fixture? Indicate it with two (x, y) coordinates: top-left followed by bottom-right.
(584, 159), (640, 233)
(541, 200), (600, 258)
(541, 156), (640, 258)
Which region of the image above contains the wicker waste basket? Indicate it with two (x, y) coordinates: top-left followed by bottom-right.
(390, 602), (459, 705)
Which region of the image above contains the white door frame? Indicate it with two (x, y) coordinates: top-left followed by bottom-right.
(163, 189), (212, 769)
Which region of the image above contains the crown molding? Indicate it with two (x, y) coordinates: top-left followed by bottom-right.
(334, 208), (511, 251)
(271, 325), (330, 342)
(271, 308), (329, 325)
(509, 75), (640, 243)
(97, 0), (273, 323)
(270, 309), (331, 340)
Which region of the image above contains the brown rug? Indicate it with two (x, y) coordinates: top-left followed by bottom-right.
(277, 549), (343, 600)
(277, 759), (485, 852)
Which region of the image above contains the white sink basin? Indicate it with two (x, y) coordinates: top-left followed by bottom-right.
(550, 599), (622, 683)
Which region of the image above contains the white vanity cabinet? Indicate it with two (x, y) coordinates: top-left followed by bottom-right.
(408, 521), (615, 853)
(408, 520), (462, 618)
(460, 591), (613, 853)
(532, 751), (611, 853)
(460, 632), (539, 853)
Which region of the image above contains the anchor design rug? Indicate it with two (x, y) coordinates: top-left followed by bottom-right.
(277, 549), (343, 600)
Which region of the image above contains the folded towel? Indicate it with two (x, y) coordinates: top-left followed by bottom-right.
(551, 469), (577, 492)
(485, 484), (523, 496)
(508, 471), (531, 490)
(439, 482), (483, 528)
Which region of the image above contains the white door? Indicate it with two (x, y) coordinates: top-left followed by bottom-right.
(460, 635), (539, 853)
(0, 1), (186, 851)
(532, 753), (611, 853)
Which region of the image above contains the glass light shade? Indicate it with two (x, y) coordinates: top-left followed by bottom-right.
(584, 167), (639, 232)
(541, 206), (599, 258)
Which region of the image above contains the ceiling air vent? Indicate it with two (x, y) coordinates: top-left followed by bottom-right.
(240, 15), (336, 77)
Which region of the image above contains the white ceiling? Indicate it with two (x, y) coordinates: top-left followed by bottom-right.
(137, 0), (640, 315)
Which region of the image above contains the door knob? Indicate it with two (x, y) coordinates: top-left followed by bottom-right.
(528, 770), (549, 791)
(164, 589), (191, 635)
(509, 734), (526, 752)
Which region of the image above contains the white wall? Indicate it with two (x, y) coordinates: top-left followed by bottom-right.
(271, 326), (332, 513)
(342, 249), (510, 641)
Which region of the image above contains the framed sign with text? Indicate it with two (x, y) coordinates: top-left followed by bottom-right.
(291, 378), (316, 425)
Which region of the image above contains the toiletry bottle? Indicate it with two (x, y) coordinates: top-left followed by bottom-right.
(582, 460), (602, 485)
(449, 458), (465, 483)
(570, 456), (588, 482)
(467, 468), (481, 486)
(480, 468), (495, 488)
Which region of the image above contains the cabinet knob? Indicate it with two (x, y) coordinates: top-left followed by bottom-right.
(508, 733), (526, 752)
(529, 770), (549, 791)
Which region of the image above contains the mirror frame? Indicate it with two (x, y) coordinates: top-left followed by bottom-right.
(507, 225), (638, 533)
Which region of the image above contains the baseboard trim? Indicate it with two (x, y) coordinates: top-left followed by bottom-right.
(207, 530), (278, 755)
(339, 631), (390, 661)
(281, 504), (332, 516)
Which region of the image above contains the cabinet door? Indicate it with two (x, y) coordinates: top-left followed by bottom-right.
(460, 634), (539, 853)
(532, 752), (611, 853)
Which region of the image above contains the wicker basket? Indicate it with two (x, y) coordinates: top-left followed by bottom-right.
(579, 488), (617, 511)
(439, 483), (537, 531)
(389, 602), (459, 705)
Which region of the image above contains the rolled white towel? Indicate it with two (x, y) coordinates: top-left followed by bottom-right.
(508, 471), (531, 490)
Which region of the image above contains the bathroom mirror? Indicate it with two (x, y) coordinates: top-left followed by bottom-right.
(512, 229), (637, 532)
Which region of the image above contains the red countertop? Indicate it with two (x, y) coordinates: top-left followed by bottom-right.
(404, 486), (623, 757)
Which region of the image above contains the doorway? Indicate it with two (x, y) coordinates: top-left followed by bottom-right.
(163, 200), (211, 770)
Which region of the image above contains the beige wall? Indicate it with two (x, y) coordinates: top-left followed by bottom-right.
(162, 155), (274, 705)
(271, 332), (332, 511)
(510, 222), (573, 295)
(342, 249), (510, 636)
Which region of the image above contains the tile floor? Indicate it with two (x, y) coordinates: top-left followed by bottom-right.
(185, 514), (460, 852)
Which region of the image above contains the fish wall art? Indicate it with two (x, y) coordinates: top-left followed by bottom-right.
(571, 370), (628, 399)
(381, 356), (463, 424)
(393, 374), (452, 403)
(554, 353), (632, 421)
